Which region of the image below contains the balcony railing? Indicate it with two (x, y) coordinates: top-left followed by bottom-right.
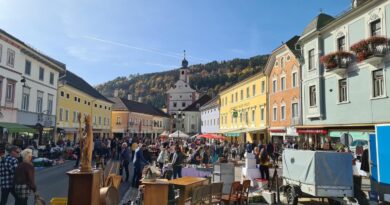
(320, 51), (354, 75)
(351, 36), (389, 65)
(290, 116), (301, 126)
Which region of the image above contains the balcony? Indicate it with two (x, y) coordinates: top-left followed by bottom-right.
(290, 116), (301, 126)
(351, 36), (389, 65)
(320, 51), (354, 75)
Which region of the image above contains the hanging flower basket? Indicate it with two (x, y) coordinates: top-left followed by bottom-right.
(320, 51), (354, 70)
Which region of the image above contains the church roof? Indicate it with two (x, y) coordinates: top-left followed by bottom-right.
(183, 95), (211, 112)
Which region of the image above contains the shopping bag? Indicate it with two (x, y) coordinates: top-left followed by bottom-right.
(35, 193), (46, 205)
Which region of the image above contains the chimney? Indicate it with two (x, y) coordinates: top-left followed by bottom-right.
(114, 89), (119, 97)
(127, 94), (133, 101)
(138, 97), (143, 103)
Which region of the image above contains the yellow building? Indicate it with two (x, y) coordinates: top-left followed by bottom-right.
(56, 71), (113, 142)
(219, 72), (268, 143)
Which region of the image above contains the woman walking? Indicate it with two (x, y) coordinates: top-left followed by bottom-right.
(259, 148), (270, 181)
(14, 149), (37, 205)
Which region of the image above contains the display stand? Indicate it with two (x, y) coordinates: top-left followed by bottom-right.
(141, 179), (169, 205)
(242, 152), (261, 187)
(67, 169), (101, 205)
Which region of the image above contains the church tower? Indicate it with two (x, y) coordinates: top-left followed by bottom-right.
(179, 50), (190, 83)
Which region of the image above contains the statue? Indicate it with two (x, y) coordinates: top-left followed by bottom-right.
(78, 113), (94, 172)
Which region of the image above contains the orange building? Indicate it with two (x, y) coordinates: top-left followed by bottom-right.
(265, 36), (301, 145)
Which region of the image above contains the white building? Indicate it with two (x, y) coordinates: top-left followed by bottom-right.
(200, 97), (220, 134)
(181, 95), (211, 136)
(0, 29), (66, 144)
(166, 52), (199, 116)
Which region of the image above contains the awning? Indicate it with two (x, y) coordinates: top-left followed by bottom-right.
(221, 128), (244, 137)
(0, 122), (36, 133)
(269, 128), (286, 133)
(297, 129), (328, 135)
(241, 127), (266, 133)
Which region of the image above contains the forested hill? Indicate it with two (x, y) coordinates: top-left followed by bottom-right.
(95, 54), (269, 108)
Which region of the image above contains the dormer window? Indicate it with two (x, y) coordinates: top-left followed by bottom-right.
(337, 36), (346, 51)
(280, 57), (285, 68)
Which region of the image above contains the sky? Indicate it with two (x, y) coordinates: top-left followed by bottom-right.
(0, 0), (352, 85)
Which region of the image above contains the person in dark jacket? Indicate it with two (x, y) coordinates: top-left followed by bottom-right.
(119, 143), (131, 182)
(172, 145), (184, 179)
(14, 149), (36, 205)
(132, 144), (149, 188)
(73, 144), (81, 168)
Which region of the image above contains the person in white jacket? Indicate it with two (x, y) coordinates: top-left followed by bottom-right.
(157, 146), (168, 171)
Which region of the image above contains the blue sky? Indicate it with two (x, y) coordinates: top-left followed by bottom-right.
(0, 0), (351, 85)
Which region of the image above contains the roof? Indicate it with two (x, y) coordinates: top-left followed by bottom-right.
(285, 35), (301, 58)
(60, 71), (113, 103)
(183, 95), (211, 112)
(219, 70), (266, 95)
(111, 97), (170, 118)
(200, 96), (219, 111)
(0, 28), (66, 71)
(301, 13), (334, 37)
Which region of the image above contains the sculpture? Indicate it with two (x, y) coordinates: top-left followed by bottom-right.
(78, 113), (94, 172)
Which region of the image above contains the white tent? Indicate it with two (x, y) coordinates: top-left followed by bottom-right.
(169, 130), (189, 138)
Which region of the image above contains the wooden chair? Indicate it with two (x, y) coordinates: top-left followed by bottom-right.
(239, 180), (251, 205)
(188, 186), (203, 205)
(210, 182), (223, 204)
(221, 181), (241, 205)
(200, 184), (212, 204)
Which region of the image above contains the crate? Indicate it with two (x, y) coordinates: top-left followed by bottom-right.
(50, 198), (67, 205)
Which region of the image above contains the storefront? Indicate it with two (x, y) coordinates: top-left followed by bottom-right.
(296, 128), (328, 149)
(0, 122), (37, 145)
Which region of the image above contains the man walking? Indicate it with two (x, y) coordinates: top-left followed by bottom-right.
(132, 144), (149, 188)
(119, 143), (131, 182)
(0, 146), (20, 205)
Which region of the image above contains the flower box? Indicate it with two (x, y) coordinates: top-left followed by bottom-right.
(320, 51), (354, 75)
(350, 36), (389, 64)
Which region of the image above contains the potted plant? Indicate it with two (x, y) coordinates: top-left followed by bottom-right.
(366, 36), (389, 56)
(350, 40), (369, 62)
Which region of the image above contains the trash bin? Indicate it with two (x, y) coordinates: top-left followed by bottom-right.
(50, 198), (67, 205)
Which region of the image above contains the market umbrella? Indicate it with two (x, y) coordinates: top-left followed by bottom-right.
(197, 134), (225, 140)
(160, 131), (170, 137)
(168, 130), (189, 139)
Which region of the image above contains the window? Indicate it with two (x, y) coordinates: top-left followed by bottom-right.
(61, 91), (64, 97)
(235, 92), (238, 102)
(74, 97), (77, 102)
(292, 103), (298, 118)
(337, 36), (346, 51)
(59, 108), (63, 121)
(281, 57), (285, 68)
(281, 105), (286, 120)
(273, 107), (277, 121)
(252, 110), (255, 122)
(309, 85), (316, 106)
(66, 93), (69, 99)
(231, 114), (233, 123)
(182, 102), (186, 107)
(225, 97), (227, 105)
(246, 87), (250, 98)
(373, 69), (384, 97)
(339, 79), (348, 102)
(245, 111), (248, 124)
(39, 67), (45, 81)
(292, 72), (298, 88)
(260, 107), (264, 121)
(231, 94), (233, 103)
(50, 72), (54, 85)
(65, 109), (69, 121)
(370, 19), (381, 36)
(6, 49), (15, 67)
(308, 49), (315, 70)
(73, 111), (77, 123)
(21, 87), (30, 111)
(0, 78), (2, 102)
(253, 84), (256, 96)
(173, 102), (177, 107)
(99, 117), (102, 125)
(47, 94), (53, 115)
(116, 116), (121, 125)
(6, 83), (15, 102)
(261, 81), (265, 94)
(281, 77), (286, 91)
(240, 90), (243, 100)
(36, 91), (43, 113)
(25, 60), (31, 75)
(240, 112), (242, 123)
(272, 80), (277, 93)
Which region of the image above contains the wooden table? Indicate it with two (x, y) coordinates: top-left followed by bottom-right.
(169, 177), (208, 205)
(141, 179), (169, 205)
